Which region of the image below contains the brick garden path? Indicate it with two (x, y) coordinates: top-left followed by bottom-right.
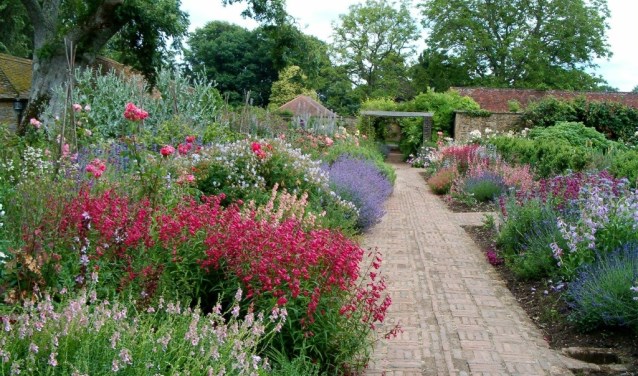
(363, 154), (582, 376)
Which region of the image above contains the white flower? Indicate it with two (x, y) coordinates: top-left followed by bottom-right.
(469, 129), (482, 139)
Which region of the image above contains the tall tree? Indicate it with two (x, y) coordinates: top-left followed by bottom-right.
(185, 21), (276, 106)
(330, 0), (419, 99)
(420, 0), (612, 89)
(14, 0), (286, 135)
(185, 20), (334, 107)
(409, 49), (472, 92)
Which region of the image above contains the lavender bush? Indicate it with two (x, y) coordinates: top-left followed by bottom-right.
(462, 171), (507, 203)
(323, 155), (393, 231)
(567, 243), (638, 332)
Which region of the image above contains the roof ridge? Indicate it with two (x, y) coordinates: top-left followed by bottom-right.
(0, 53), (32, 64)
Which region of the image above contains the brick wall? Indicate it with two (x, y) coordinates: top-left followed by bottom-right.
(453, 87), (638, 112)
(0, 101), (17, 129)
(454, 112), (522, 142)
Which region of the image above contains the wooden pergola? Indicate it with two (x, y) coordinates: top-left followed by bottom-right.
(360, 110), (434, 143)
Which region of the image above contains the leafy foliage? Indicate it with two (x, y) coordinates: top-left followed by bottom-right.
(527, 121), (612, 152)
(268, 66), (318, 109)
(330, 0), (419, 98)
(521, 96), (638, 141)
(0, 0), (32, 57)
(488, 135), (595, 177)
(420, 0), (612, 89)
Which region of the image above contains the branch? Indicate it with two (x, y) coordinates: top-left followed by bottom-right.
(66, 0), (126, 59)
(19, 0), (47, 44)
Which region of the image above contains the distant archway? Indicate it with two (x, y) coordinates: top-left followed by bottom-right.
(360, 110), (434, 144)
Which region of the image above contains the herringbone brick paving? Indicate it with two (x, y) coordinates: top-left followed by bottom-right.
(363, 156), (577, 376)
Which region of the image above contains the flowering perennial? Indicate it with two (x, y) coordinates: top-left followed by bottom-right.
(123, 102), (149, 122)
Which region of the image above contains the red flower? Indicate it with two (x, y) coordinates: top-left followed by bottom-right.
(160, 145), (175, 157)
(251, 142), (261, 152)
(177, 143), (192, 155)
(123, 102), (149, 122)
(185, 135), (196, 143)
(277, 296), (288, 306)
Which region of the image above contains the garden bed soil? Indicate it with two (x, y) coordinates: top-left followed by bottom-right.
(463, 224), (638, 374)
(444, 197), (497, 213)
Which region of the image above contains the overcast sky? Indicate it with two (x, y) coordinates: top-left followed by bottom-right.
(181, 0), (638, 92)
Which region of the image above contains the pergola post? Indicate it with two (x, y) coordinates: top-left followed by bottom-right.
(423, 116), (432, 143)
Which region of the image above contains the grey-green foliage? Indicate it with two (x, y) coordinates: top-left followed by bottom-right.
(43, 68), (224, 141)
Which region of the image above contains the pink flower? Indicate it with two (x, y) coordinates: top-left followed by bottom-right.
(177, 143), (191, 155)
(185, 135), (196, 143)
(84, 104), (91, 112)
(185, 174), (195, 183)
(324, 137), (334, 146)
(123, 102), (149, 121)
(160, 145), (175, 157)
(86, 158), (106, 178)
(72, 103), (82, 112)
(30, 118), (42, 129)
(62, 143), (70, 157)
(251, 142), (261, 152)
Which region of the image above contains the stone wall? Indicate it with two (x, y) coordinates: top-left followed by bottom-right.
(0, 101), (16, 128)
(454, 111), (522, 142)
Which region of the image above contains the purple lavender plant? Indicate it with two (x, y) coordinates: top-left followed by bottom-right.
(567, 243), (638, 332)
(462, 171), (506, 202)
(323, 155), (393, 231)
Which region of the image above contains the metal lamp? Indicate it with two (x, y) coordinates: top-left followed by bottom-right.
(13, 98), (24, 125)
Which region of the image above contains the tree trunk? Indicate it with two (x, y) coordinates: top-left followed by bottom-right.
(17, 53), (71, 135)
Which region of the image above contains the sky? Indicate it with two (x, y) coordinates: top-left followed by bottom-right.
(181, 0), (638, 92)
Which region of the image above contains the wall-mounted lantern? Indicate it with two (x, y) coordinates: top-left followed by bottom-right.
(13, 98), (24, 126)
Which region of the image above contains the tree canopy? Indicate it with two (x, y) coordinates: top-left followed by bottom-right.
(420, 0), (612, 90)
(330, 0), (419, 99)
(185, 21), (276, 106)
(0, 0), (33, 58)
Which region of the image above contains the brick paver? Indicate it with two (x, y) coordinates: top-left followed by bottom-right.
(364, 156), (575, 376)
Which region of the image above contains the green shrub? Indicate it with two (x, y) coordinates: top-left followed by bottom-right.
(528, 121), (612, 152)
(520, 96), (579, 128)
(581, 101), (638, 141)
(399, 91), (480, 156)
(521, 96), (638, 141)
(489, 135), (594, 177)
(610, 148), (638, 186)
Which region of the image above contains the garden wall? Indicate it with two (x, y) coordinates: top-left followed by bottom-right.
(454, 111), (522, 142)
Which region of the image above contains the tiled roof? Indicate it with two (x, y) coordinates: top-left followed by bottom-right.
(278, 95), (336, 118)
(452, 87), (638, 112)
(0, 53), (32, 99)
